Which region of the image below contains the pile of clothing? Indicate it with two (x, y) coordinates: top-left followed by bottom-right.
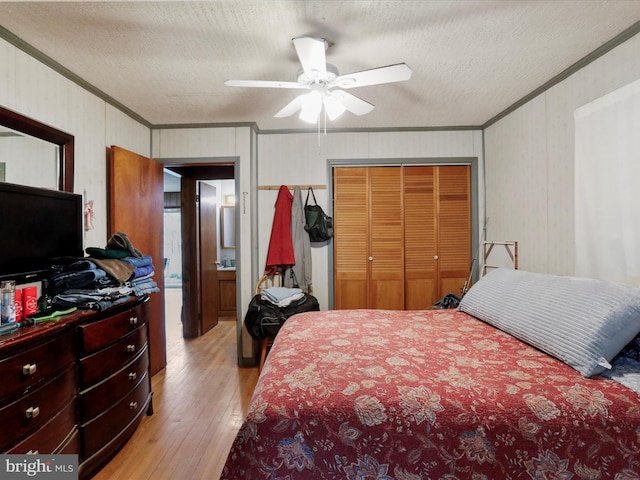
(260, 286), (305, 307)
(49, 232), (159, 311)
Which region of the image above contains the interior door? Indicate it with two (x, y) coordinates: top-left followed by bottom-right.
(333, 166), (404, 310)
(437, 166), (472, 298)
(181, 179), (220, 337)
(333, 167), (369, 309)
(404, 166), (438, 309)
(198, 182), (219, 333)
(334, 164), (471, 311)
(369, 167), (404, 309)
(109, 145), (166, 375)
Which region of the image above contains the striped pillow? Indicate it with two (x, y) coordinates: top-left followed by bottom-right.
(458, 268), (640, 377)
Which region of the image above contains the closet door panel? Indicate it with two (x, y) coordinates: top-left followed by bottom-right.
(334, 167), (369, 309)
(437, 166), (472, 299)
(369, 167), (404, 310)
(404, 166), (438, 309)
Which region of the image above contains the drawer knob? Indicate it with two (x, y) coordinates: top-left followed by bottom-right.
(128, 372), (137, 381)
(25, 406), (40, 419)
(126, 344), (136, 353)
(129, 316), (138, 325)
(27, 450), (39, 455)
(22, 363), (37, 375)
(129, 401), (138, 410)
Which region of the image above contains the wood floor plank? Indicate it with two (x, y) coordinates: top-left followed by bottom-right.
(91, 313), (258, 480)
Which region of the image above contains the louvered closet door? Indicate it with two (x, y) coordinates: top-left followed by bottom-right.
(404, 166), (438, 309)
(333, 167), (369, 309)
(333, 167), (404, 310)
(437, 166), (472, 298)
(334, 164), (470, 310)
(369, 167), (404, 309)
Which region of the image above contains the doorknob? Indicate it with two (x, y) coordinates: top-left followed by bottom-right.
(434, 255), (439, 260)
(368, 256), (373, 261)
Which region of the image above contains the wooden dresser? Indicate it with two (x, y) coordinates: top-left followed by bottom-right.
(0, 296), (153, 479)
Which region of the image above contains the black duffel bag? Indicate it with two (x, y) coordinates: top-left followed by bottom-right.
(244, 292), (320, 340)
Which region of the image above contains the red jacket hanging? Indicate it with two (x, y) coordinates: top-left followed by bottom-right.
(265, 185), (295, 274)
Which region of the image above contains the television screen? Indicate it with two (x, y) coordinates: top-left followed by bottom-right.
(0, 182), (83, 282)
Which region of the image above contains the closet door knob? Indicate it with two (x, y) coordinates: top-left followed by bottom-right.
(434, 255), (439, 260)
(368, 256), (374, 261)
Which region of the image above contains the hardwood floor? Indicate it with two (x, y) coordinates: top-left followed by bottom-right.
(92, 290), (259, 480)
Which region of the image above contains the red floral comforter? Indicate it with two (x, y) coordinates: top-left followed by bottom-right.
(222, 309), (640, 479)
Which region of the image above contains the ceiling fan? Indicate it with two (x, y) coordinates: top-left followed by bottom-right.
(224, 37), (412, 124)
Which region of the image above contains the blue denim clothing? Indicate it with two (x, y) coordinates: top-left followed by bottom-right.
(52, 287), (133, 311)
(132, 265), (155, 278)
(50, 253), (158, 308)
(131, 280), (159, 296)
(50, 268), (107, 293)
(122, 255), (153, 268)
(57, 294), (133, 311)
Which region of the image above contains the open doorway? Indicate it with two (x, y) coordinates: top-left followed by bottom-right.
(162, 163), (236, 351)
(162, 171), (184, 351)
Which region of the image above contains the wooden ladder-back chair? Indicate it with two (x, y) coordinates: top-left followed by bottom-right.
(256, 273), (282, 372)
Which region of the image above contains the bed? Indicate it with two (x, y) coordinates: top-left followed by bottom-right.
(222, 269), (640, 479)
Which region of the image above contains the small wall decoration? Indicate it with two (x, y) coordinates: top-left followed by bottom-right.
(84, 190), (95, 231)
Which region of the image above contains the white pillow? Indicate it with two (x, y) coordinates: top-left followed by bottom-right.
(458, 268), (640, 377)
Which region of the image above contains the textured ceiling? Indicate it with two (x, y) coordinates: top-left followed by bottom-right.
(1, 1), (640, 131)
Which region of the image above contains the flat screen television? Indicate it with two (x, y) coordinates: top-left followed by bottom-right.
(0, 182), (83, 282)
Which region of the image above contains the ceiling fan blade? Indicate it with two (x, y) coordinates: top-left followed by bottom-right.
(333, 90), (374, 116)
(292, 37), (326, 80)
(225, 79), (304, 89)
(334, 63), (412, 89)
(274, 94), (306, 118)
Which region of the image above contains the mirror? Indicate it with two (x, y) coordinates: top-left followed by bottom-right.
(0, 105), (74, 192)
(220, 205), (235, 249)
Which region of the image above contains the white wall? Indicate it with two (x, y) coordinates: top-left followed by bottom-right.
(484, 32), (640, 275)
(0, 37), (151, 251)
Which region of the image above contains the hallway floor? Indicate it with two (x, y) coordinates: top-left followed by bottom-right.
(91, 287), (258, 479)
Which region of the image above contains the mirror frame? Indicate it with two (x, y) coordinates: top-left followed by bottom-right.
(220, 205), (235, 249)
(0, 105), (74, 192)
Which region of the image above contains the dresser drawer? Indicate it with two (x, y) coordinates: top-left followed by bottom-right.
(0, 332), (74, 403)
(81, 372), (151, 459)
(6, 400), (77, 454)
(78, 301), (148, 355)
(0, 365), (76, 450)
(79, 346), (149, 423)
(58, 429), (81, 456)
(78, 325), (148, 389)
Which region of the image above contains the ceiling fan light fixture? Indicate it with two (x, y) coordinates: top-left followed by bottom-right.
(299, 91), (322, 123)
(226, 37), (411, 126)
(323, 93), (346, 121)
